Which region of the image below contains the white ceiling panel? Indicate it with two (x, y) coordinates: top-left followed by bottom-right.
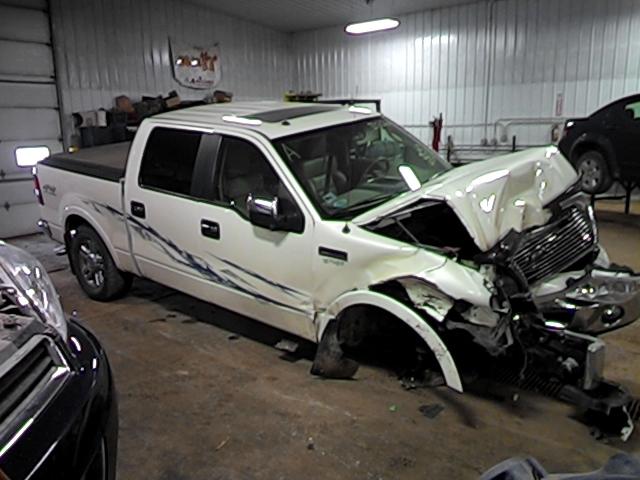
(187, 0), (474, 32)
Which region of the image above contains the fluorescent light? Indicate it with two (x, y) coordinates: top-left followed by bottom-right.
(15, 146), (50, 167)
(222, 115), (262, 126)
(345, 18), (399, 35)
(398, 165), (421, 191)
(348, 105), (371, 114)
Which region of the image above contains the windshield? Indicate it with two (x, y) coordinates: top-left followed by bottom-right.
(273, 117), (451, 220)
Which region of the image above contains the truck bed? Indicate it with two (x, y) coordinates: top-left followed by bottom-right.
(40, 141), (131, 182)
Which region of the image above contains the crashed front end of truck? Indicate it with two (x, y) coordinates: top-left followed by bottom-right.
(317, 148), (640, 441)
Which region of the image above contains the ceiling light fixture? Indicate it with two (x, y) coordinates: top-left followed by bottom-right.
(345, 18), (400, 35)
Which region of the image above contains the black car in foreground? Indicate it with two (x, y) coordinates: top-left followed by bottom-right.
(559, 93), (640, 193)
(0, 242), (117, 480)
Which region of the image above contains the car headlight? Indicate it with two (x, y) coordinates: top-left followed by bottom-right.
(0, 241), (68, 339)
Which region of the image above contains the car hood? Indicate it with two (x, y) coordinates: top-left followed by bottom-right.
(353, 146), (578, 251)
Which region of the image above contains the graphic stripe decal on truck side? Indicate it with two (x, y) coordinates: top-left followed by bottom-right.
(82, 200), (311, 315)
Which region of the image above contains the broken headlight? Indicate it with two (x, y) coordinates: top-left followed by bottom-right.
(0, 242), (68, 339)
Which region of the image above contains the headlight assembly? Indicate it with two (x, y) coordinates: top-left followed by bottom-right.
(0, 241), (68, 339)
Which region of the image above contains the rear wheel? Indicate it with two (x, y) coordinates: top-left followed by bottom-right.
(575, 150), (613, 194)
(69, 225), (131, 301)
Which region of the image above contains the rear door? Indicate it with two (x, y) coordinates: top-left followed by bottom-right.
(0, 1), (62, 238)
(617, 98), (640, 179)
(124, 124), (221, 292)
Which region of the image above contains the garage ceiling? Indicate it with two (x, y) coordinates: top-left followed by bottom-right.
(188, 0), (474, 32)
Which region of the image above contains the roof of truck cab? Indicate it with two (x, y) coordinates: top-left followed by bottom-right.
(151, 101), (381, 140)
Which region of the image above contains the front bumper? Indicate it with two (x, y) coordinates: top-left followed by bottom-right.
(536, 268), (640, 335)
(0, 319), (117, 480)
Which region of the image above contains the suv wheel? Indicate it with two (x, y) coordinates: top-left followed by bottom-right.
(576, 150), (613, 194)
(69, 225), (132, 301)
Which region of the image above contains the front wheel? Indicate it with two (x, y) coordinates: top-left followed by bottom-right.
(69, 225), (132, 301)
(575, 150), (613, 194)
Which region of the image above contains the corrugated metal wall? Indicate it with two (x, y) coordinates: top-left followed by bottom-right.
(292, 0), (640, 148)
(50, 0), (294, 143)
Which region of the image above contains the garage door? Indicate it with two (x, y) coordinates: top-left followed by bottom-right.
(0, 0), (62, 239)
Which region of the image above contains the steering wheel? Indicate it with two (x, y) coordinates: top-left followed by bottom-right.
(359, 157), (390, 184)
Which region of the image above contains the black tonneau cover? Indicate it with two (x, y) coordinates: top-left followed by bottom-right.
(40, 141), (131, 182)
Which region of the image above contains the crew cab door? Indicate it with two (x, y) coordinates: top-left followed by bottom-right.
(617, 99), (640, 178)
(195, 133), (316, 340)
(602, 97), (640, 179)
(124, 124), (221, 291)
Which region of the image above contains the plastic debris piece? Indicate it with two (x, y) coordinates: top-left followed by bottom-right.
(418, 403), (444, 419)
(275, 339), (299, 353)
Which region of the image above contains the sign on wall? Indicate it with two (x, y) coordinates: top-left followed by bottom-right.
(170, 40), (221, 89)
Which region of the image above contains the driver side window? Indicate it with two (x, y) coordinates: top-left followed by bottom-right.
(215, 136), (297, 218)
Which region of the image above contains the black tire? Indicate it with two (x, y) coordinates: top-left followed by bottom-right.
(575, 150), (613, 194)
(69, 225), (132, 301)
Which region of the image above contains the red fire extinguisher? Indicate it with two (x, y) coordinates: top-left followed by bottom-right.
(431, 113), (443, 152)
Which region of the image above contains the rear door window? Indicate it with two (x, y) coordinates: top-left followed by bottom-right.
(139, 127), (203, 196)
(624, 101), (640, 121)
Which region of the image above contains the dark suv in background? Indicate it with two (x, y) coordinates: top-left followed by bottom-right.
(559, 93), (640, 193)
(0, 242), (117, 480)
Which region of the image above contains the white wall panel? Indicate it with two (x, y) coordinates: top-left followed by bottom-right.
(292, 0), (640, 148)
(0, 108), (60, 141)
(50, 0), (294, 120)
(0, 5), (49, 43)
(0, 40), (54, 79)
(0, 83), (58, 108)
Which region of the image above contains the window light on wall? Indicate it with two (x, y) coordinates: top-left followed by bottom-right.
(15, 146), (50, 167)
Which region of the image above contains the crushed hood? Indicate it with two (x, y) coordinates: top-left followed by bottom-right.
(354, 146), (578, 251)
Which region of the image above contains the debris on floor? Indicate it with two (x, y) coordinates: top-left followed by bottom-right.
(228, 334), (240, 341)
(480, 452), (640, 480)
(400, 370), (445, 390)
(215, 437), (229, 451)
(418, 403), (444, 419)
(389, 404), (398, 413)
(275, 338), (299, 353)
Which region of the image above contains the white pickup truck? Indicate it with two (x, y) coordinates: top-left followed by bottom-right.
(36, 102), (640, 433)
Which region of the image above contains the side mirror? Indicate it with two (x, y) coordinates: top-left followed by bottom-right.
(247, 195), (304, 233)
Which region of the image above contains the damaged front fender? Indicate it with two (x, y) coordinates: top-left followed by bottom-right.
(318, 290), (463, 392)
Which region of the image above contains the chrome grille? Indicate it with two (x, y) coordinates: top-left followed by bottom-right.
(0, 340), (55, 426)
(0, 336), (70, 437)
(511, 207), (596, 285)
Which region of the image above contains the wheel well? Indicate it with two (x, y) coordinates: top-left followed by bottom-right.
(334, 303), (443, 378)
(571, 142), (605, 163)
(65, 214), (90, 234)
(64, 215), (92, 274)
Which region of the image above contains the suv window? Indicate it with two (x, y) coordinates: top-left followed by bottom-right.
(139, 127), (203, 195)
(624, 101), (640, 120)
(216, 137), (285, 215)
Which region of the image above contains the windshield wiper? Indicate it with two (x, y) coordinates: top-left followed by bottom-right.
(331, 194), (395, 219)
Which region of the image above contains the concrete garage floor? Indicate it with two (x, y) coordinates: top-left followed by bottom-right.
(9, 207), (640, 480)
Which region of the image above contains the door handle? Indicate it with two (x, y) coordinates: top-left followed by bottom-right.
(131, 201), (146, 219)
(200, 219), (220, 239)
